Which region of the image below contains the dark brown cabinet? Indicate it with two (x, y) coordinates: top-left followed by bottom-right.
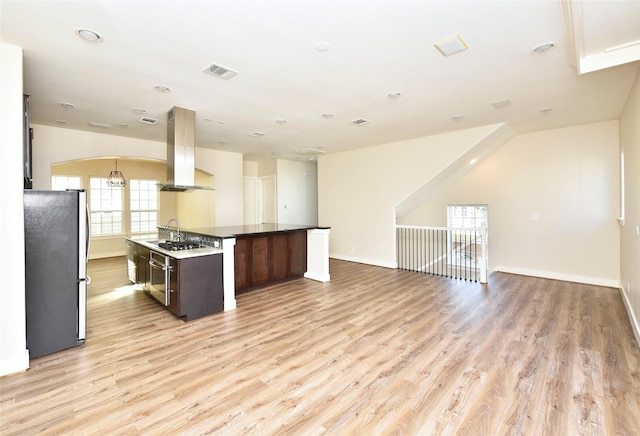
(168, 254), (223, 321)
(289, 230), (307, 276)
(128, 240), (223, 321)
(251, 236), (271, 286)
(234, 238), (249, 290)
(135, 246), (150, 291)
(234, 230), (307, 291)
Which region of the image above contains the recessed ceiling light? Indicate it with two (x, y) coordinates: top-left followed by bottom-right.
(452, 115), (464, 121)
(153, 85), (171, 93)
(270, 152), (282, 156)
(491, 99), (512, 109)
(55, 120), (70, 125)
(531, 43), (556, 54)
(58, 102), (75, 109)
(539, 108), (553, 113)
(217, 120), (226, 125)
(218, 141), (227, 145)
(249, 132), (266, 137)
(275, 119), (287, 124)
(434, 35), (468, 57)
(315, 41), (331, 52)
(88, 121), (110, 129)
(131, 107), (147, 114)
(387, 92), (402, 99)
(203, 117), (213, 122)
(321, 113), (334, 119)
(75, 29), (102, 42)
(351, 118), (371, 125)
(118, 123), (129, 128)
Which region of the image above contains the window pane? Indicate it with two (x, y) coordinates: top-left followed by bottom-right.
(129, 179), (158, 233)
(52, 175), (82, 190)
(89, 177), (124, 235)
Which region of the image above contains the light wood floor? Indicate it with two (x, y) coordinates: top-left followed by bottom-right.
(2, 257), (639, 435)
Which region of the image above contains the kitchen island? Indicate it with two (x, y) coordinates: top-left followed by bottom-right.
(125, 235), (224, 321)
(179, 224), (331, 311)
(126, 224), (330, 318)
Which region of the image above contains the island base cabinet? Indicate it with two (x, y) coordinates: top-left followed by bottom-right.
(135, 246), (150, 290)
(168, 254), (224, 321)
(234, 230), (308, 292)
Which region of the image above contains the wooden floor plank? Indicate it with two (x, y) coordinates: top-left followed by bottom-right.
(1, 257), (639, 435)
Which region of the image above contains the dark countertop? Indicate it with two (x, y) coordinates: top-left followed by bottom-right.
(183, 223), (330, 239)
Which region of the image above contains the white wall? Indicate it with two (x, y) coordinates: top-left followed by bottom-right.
(31, 125), (244, 227)
(402, 121), (620, 287)
(0, 42), (29, 376)
(619, 69), (640, 342)
(276, 159), (318, 225)
(318, 124), (500, 267)
(196, 148), (243, 226)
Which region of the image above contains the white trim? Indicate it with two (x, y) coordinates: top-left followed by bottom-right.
(491, 265), (619, 288)
(330, 253), (397, 269)
(0, 349), (29, 376)
(304, 271), (331, 282)
(618, 148), (625, 225)
(222, 238), (237, 311)
(305, 228), (331, 282)
(619, 285), (640, 350)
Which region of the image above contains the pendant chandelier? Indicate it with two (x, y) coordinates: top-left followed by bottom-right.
(106, 158), (126, 187)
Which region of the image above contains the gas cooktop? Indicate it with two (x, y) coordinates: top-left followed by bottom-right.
(157, 240), (203, 251)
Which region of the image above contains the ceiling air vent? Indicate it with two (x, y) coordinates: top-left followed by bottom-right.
(139, 116), (158, 125)
(297, 147), (326, 155)
(351, 118), (371, 126)
(203, 63), (239, 80)
(88, 121), (110, 129)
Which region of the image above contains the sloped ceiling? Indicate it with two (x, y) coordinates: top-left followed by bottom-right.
(1, 0), (638, 161)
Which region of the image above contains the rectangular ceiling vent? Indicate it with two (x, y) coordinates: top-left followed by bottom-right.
(297, 147), (326, 155)
(351, 118), (371, 126)
(203, 63), (239, 80)
(139, 116), (158, 125)
(434, 34), (468, 57)
(88, 121), (110, 129)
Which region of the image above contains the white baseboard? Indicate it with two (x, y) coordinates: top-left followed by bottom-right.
(0, 349), (29, 377)
(491, 265), (619, 288)
(304, 271), (331, 282)
(329, 253), (397, 269)
(619, 285), (640, 350)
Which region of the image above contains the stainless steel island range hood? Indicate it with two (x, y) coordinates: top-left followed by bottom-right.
(160, 106), (213, 192)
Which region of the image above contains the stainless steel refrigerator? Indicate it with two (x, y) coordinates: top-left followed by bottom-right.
(24, 189), (89, 359)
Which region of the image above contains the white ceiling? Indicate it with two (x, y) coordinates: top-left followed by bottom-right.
(1, 0), (638, 161)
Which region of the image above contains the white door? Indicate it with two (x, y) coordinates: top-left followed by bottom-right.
(260, 175), (277, 223)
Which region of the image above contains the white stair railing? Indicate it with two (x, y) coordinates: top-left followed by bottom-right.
(396, 223), (488, 283)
